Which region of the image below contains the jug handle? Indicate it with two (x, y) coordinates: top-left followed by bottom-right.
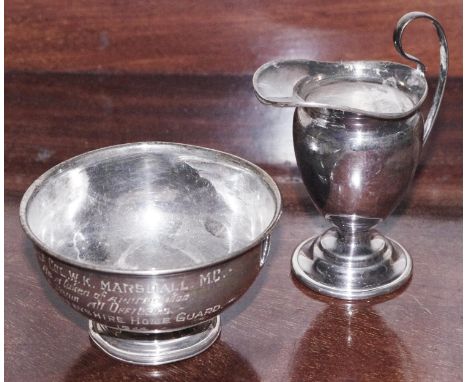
(393, 12), (448, 145)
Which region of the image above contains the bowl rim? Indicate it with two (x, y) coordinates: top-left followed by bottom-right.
(19, 141), (283, 275)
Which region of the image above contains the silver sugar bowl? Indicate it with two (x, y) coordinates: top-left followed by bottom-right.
(20, 142), (282, 364)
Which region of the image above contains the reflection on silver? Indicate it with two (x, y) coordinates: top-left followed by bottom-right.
(253, 12), (448, 299)
(89, 316), (221, 365)
(23, 143), (279, 273)
(20, 142), (282, 364)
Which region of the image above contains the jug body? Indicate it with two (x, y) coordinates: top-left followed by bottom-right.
(293, 107), (424, 232)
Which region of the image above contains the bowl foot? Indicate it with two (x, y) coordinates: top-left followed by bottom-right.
(89, 316), (220, 365)
(291, 228), (412, 300)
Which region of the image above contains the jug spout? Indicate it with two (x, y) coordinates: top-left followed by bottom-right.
(253, 11), (448, 127)
(252, 59), (331, 107)
(253, 59), (428, 120)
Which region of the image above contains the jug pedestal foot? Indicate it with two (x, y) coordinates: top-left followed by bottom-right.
(291, 228), (412, 300)
(89, 316), (220, 365)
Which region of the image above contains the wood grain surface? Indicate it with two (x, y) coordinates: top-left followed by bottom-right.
(5, 72), (462, 381)
(6, 0), (462, 76)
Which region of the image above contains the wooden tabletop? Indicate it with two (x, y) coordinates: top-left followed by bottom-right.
(5, 71), (462, 381)
(6, 1), (462, 76)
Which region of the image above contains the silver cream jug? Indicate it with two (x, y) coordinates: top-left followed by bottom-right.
(253, 12), (448, 299)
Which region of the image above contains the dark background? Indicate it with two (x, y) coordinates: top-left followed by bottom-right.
(5, 0), (462, 76)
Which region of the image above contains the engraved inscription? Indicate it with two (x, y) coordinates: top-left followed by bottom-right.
(200, 268), (232, 286)
(176, 305), (222, 322)
(100, 280), (189, 294)
(38, 254), (237, 329)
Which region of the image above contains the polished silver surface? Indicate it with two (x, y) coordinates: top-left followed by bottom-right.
(253, 12), (448, 299)
(292, 230), (412, 300)
(22, 142), (280, 274)
(89, 316), (221, 365)
(20, 142), (282, 364)
(393, 12), (449, 144)
(252, 59), (427, 119)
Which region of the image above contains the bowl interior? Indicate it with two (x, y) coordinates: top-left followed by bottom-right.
(23, 143), (280, 273)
